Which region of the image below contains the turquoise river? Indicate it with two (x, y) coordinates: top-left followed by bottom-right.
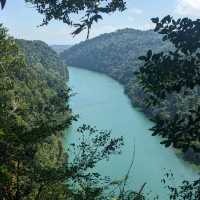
(64, 66), (199, 199)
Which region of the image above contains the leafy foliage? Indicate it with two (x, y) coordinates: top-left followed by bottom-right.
(65, 124), (145, 200)
(136, 17), (200, 102)
(1, 0), (127, 38)
(162, 173), (200, 200)
(135, 16), (200, 153)
(25, 0), (126, 38)
(0, 24), (73, 199)
(0, 0), (6, 9)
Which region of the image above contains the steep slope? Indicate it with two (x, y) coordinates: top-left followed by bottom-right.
(0, 27), (72, 199)
(61, 28), (170, 83)
(17, 39), (68, 79)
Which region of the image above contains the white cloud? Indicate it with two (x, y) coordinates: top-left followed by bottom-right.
(176, 0), (200, 17)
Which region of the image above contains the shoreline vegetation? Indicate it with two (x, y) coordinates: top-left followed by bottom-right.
(0, 25), (73, 199)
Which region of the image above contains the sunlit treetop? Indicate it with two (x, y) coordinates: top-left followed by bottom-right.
(0, 0), (126, 38)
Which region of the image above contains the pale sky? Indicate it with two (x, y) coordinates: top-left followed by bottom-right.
(0, 0), (200, 45)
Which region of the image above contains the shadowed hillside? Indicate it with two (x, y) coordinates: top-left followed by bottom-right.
(61, 28), (170, 81)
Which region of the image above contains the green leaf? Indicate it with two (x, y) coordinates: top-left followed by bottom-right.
(0, 0), (6, 9)
(151, 17), (159, 24)
(138, 56), (146, 61)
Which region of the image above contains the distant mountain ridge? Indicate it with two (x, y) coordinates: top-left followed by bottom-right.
(61, 28), (170, 81)
(51, 44), (72, 54)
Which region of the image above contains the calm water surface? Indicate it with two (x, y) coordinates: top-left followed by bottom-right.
(64, 66), (198, 199)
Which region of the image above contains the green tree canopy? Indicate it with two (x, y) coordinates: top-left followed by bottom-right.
(136, 16), (200, 102)
(1, 0), (127, 38)
(136, 16), (200, 152)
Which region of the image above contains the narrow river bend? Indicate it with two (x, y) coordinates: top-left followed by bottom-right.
(64, 66), (198, 199)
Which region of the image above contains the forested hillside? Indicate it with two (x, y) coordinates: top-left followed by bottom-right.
(61, 29), (170, 80)
(17, 39), (68, 79)
(0, 26), (73, 199)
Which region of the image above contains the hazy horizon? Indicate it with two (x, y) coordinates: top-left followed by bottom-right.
(1, 0), (200, 45)
(18, 28), (154, 46)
